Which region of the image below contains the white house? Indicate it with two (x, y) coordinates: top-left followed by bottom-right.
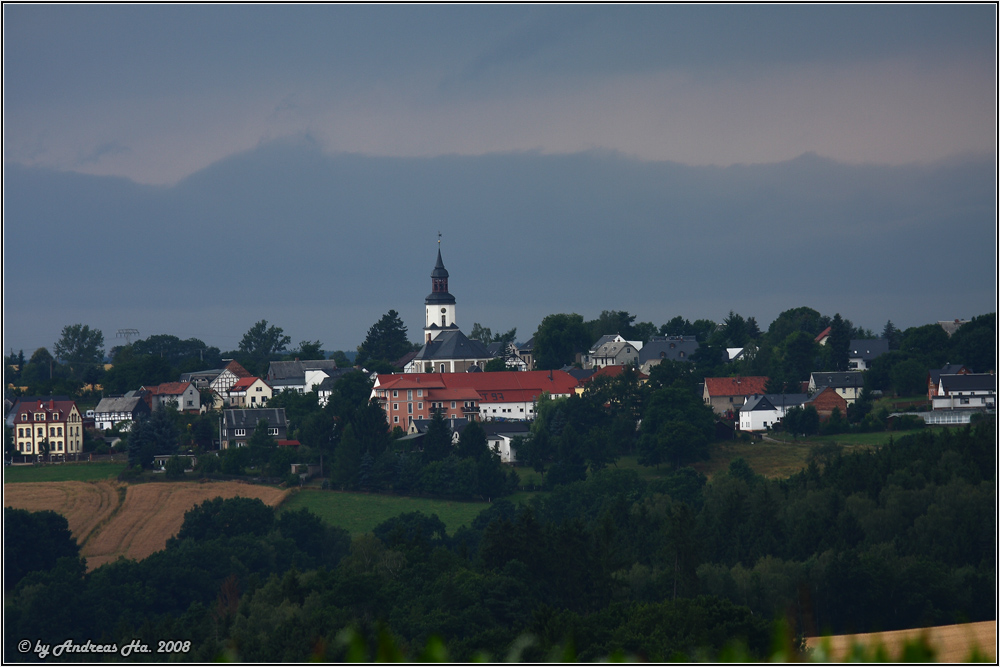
(583, 334), (643, 370)
(931, 374), (996, 411)
(739, 393), (808, 432)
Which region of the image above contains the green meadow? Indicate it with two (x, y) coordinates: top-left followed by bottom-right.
(3, 462), (126, 484)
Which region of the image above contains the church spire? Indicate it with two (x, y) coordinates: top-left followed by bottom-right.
(424, 237), (456, 341)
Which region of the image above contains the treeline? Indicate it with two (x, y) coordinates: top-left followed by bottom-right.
(5, 422), (992, 661)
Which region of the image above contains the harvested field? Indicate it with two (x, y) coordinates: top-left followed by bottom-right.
(806, 621), (996, 662)
(4, 480), (289, 571)
(4, 480), (122, 546)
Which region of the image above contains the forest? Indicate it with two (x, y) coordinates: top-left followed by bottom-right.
(4, 420), (993, 662)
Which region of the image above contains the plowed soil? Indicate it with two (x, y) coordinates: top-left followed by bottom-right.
(807, 621), (996, 662)
(4, 480), (289, 570)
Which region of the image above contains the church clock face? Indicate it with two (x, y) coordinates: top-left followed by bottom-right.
(441, 308), (447, 313)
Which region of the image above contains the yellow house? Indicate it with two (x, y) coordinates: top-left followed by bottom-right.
(227, 377), (273, 408)
(12, 398), (84, 459)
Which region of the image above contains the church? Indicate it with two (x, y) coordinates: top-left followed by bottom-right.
(404, 244), (493, 373)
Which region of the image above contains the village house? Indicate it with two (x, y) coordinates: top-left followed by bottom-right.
(739, 393), (808, 432)
(848, 339), (889, 371)
(808, 371), (865, 405)
(226, 377), (273, 408)
(266, 359), (342, 394)
(582, 334), (643, 370)
(930, 374), (996, 411)
(93, 393), (151, 431)
(927, 364), (970, 401)
(210, 360), (254, 395)
(702, 376), (770, 416)
(221, 407), (288, 449)
(141, 381), (201, 413)
(637, 336), (699, 374)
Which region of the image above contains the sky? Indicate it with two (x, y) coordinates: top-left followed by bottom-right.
(2, 4), (997, 357)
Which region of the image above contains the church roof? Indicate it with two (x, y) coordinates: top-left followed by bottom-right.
(412, 330), (491, 361)
(431, 248), (449, 279)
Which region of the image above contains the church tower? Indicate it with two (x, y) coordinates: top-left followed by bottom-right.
(424, 242), (457, 342)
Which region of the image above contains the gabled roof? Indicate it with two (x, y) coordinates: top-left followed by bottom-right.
(12, 397), (79, 421)
(229, 376), (269, 391)
(742, 393), (809, 411)
(412, 330), (492, 362)
(939, 374), (996, 393)
(94, 395), (149, 414)
(221, 360), (253, 378)
(639, 337), (700, 364)
(929, 365), (969, 386)
(223, 407), (287, 428)
(315, 369), (356, 391)
(704, 376), (769, 397)
(376, 370), (580, 404)
(814, 326), (832, 343)
(849, 339), (889, 361)
(144, 381), (193, 396)
(809, 372), (864, 389)
(266, 359), (339, 381)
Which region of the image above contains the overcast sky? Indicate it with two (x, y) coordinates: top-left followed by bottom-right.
(3, 5), (996, 357)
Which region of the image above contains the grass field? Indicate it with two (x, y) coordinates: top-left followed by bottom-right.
(279, 489), (491, 536)
(3, 462), (126, 483)
(4, 480), (289, 570)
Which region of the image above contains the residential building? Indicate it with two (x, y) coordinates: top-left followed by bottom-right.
(179, 368), (222, 390)
(315, 369), (359, 407)
(266, 359), (341, 394)
(848, 339), (889, 371)
(739, 393), (809, 432)
(638, 336), (699, 374)
(93, 393), (151, 431)
(210, 360), (253, 394)
(12, 397), (84, 459)
(583, 334), (643, 370)
(814, 326), (832, 346)
(808, 372), (865, 405)
(227, 377), (273, 408)
(928, 364), (970, 401)
(141, 381), (200, 412)
(702, 376), (770, 416)
(805, 386), (849, 419)
(930, 374), (996, 411)
(221, 408), (288, 449)
(516, 337), (536, 371)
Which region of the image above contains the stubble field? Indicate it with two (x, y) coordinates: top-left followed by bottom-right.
(807, 621), (996, 662)
(4, 480), (289, 570)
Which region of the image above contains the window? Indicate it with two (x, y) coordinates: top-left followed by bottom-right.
(18, 428), (23, 437)
(21, 414), (27, 422)
(235, 429), (246, 436)
(440, 364), (446, 373)
(187, 400), (194, 406)
(393, 390), (398, 398)
(417, 389), (423, 397)
(418, 402), (423, 410)
(58, 427), (63, 436)
(393, 403), (399, 411)
(393, 416), (399, 423)
(407, 403), (413, 414)
(37, 428), (43, 437)
(407, 390), (413, 400)
(268, 428), (279, 435)
(451, 401), (456, 409)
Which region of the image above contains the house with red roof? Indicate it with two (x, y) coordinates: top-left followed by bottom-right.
(226, 377), (273, 408)
(11, 397), (84, 460)
(702, 376), (769, 416)
(372, 370), (579, 428)
(141, 381), (201, 413)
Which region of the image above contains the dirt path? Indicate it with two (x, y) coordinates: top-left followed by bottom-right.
(806, 620), (996, 662)
(5, 480), (289, 570)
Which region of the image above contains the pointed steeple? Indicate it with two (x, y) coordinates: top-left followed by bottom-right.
(425, 240), (456, 341)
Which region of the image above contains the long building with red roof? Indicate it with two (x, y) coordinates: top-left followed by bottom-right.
(11, 397), (84, 459)
(372, 370), (579, 428)
(702, 376), (769, 416)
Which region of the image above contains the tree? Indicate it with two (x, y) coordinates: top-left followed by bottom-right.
(128, 406), (180, 469)
(53, 324), (105, 379)
(881, 321), (902, 350)
(356, 310), (414, 368)
(827, 313), (852, 372)
(239, 320), (291, 361)
(457, 420), (489, 460)
(533, 313), (589, 370)
(584, 310), (638, 345)
(4, 508), (82, 591)
(422, 410), (453, 463)
(293, 340), (324, 360)
(332, 423), (362, 487)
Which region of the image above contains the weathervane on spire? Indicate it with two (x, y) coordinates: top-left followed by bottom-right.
(438, 231), (442, 245)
